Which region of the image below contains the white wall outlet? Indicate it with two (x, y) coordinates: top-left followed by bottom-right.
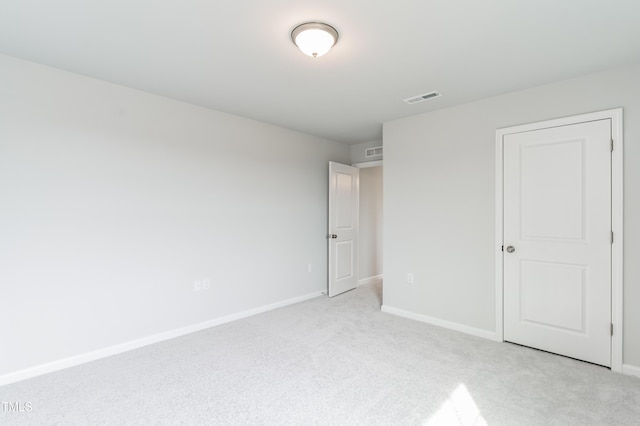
(194, 279), (210, 291)
(406, 273), (414, 284)
(308, 263), (312, 273)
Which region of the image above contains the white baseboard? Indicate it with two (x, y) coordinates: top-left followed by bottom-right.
(381, 305), (500, 342)
(358, 274), (383, 287)
(0, 291), (323, 387)
(622, 364), (640, 379)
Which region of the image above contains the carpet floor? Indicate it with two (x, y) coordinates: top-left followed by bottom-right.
(1, 282), (639, 425)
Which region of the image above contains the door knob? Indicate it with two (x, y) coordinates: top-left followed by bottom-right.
(506, 246), (515, 253)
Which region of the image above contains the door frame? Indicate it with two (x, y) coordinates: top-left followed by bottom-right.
(495, 108), (623, 372)
(352, 160), (383, 169)
(352, 160), (384, 288)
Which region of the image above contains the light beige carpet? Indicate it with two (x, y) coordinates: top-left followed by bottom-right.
(1, 282), (639, 425)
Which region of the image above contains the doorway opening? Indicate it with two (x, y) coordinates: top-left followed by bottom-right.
(355, 161), (383, 304)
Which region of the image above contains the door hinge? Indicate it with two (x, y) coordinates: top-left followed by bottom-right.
(611, 231), (614, 244)
(611, 323), (614, 336)
(501, 245), (504, 252)
(611, 139), (614, 152)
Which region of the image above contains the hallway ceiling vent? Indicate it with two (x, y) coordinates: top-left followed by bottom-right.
(403, 91), (441, 104)
(365, 146), (383, 157)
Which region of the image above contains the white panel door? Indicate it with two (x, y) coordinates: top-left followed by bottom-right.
(503, 119), (612, 367)
(328, 162), (359, 297)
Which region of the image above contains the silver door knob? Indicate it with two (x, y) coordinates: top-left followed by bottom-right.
(506, 246), (515, 253)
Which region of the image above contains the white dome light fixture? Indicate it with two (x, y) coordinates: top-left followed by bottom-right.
(291, 22), (339, 58)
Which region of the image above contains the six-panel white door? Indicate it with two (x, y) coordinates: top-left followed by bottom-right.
(328, 162), (359, 297)
(503, 119), (612, 367)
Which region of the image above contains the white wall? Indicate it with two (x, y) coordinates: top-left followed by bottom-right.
(383, 64), (640, 368)
(0, 54), (350, 379)
(358, 166), (383, 282)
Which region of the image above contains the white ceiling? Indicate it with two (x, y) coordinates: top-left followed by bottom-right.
(1, 0), (639, 144)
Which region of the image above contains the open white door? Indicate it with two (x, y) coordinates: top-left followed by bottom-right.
(328, 162), (359, 297)
(503, 119), (612, 367)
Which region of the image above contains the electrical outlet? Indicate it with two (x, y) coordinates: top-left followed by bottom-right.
(308, 263), (312, 273)
(407, 273), (414, 284)
(194, 279), (211, 292)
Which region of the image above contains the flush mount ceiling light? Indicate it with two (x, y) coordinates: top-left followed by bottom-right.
(291, 22), (339, 58)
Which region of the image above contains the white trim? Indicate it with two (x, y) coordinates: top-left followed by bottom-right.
(622, 364), (640, 379)
(381, 305), (501, 342)
(495, 108), (624, 373)
(610, 108), (624, 373)
(352, 160), (382, 168)
(495, 134), (504, 342)
(0, 291), (323, 387)
(358, 274), (383, 287)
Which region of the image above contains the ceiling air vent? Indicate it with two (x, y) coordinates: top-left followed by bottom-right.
(403, 91), (442, 104)
(365, 146), (383, 158)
